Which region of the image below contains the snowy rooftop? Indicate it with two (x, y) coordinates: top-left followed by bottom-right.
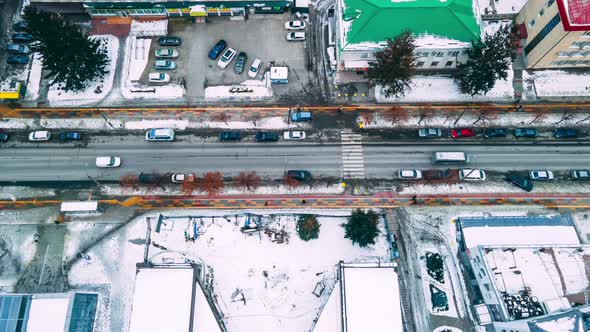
(528, 309), (585, 332)
(482, 245), (590, 313)
(313, 263), (402, 332)
(459, 215), (580, 250)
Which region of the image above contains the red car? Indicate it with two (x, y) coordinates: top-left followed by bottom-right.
(451, 128), (475, 138)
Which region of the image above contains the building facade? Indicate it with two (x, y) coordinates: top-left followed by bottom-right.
(29, 0), (293, 18)
(516, 0), (590, 69)
(333, 0), (481, 81)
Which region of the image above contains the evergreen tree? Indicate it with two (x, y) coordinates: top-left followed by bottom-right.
(366, 31), (416, 98)
(342, 209), (380, 247)
(296, 215), (320, 241)
(23, 7), (109, 92)
(454, 25), (513, 96)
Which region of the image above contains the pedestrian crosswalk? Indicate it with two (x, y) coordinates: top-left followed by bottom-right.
(340, 131), (365, 179)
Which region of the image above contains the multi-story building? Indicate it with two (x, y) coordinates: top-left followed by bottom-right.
(333, 0), (482, 82)
(516, 0), (590, 69)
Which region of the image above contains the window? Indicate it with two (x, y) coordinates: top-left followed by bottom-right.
(445, 61), (454, 67)
(529, 19), (535, 28)
(547, 0), (555, 6)
(538, 8), (544, 17)
(360, 53), (368, 59)
(448, 51), (460, 57)
(421, 52), (430, 57)
(557, 51), (570, 57)
(416, 61), (425, 67)
(430, 61), (439, 67)
(435, 52), (444, 57)
(480, 268), (486, 276)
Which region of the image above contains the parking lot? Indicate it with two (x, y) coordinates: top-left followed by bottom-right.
(140, 13), (310, 100)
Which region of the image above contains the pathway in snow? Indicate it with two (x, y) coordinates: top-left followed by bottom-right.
(340, 131), (365, 179)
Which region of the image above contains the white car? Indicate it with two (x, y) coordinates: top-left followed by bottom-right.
(284, 20), (306, 30)
(248, 58), (262, 79)
(398, 170), (423, 180)
(286, 32), (306, 41)
(459, 169), (486, 181)
(283, 130), (306, 140)
(148, 72), (170, 83)
(95, 156), (121, 168)
(171, 173), (195, 183)
(155, 49), (179, 58)
(217, 48), (236, 69)
(529, 170), (554, 181)
(28, 131), (51, 141)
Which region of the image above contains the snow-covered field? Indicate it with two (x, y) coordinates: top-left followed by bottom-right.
(47, 35), (119, 106)
(524, 70), (590, 98)
(205, 75), (274, 100)
(375, 69), (514, 103)
(66, 210), (390, 332)
(24, 53), (43, 101)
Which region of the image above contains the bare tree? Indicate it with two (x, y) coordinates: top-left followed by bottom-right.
(472, 108), (501, 125)
(181, 174), (199, 195)
(576, 115), (590, 124)
(555, 110), (575, 125)
(120, 174), (138, 192)
(214, 112), (229, 125)
(283, 174), (300, 188)
(235, 171), (261, 191)
(202, 172), (224, 196)
(379, 107), (410, 125)
(417, 107), (435, 125)
(528, 109), (548, 125)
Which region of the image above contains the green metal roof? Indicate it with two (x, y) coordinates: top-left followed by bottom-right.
(342, 0), (481, 45)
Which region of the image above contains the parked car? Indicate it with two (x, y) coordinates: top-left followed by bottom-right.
(234, 52), (248, 74)
(13, 21), (29, 32)
(208, 40), (227, 60)
(28, 130), (50, 141)
(398, 169), (423, 180)
(155, 49), (179, 58)
(6, 44), (31, 54)
(154, 60), (176, 70)
(514, 128), (538, 138)
(418, 128), (442, 138)
(95, 156), (121, 168)
(255, 132), (279, 142)
(451, 128), (475, 138)
(148, 72), (170, 83)
(59, 131), (81, 141)
(139, 172), (161, 184)
(217, 48), (237, 69)
(248, 58), (262, 79)
(7, 55), (29, 65)
(0, 130), (8, 142)
(572, 170), (590, 180)
(483, 128), (507, 138)
(284, 20), (306, 30)
(529, 170), (554, 181)
(283, 130), (306, 140)
(291, 111), (312, 122)
(459, 169), (486, 181)
(286, 32), (306, 41)
(12, 33), (33, 43)
(171, 173), (195, 183)
(286, 170), (311, 181)
(145, 128), (175, 141)
(158, 36), (181, 46)
(553, 128), (579, 138)
(219, 131), (241, 141)
(507, 173), (533, 191)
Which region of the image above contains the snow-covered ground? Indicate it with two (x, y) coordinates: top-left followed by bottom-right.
(477, 0), (528, 15)
(375, 68), (514, 103)
(419, 245), (458, 318)
(65, 210), (390, 332)
(24, 53), (43, 101)
(524, 70), (590, 98)
(204, 75), (274, 100)
(47, 35), (119, 106)
(396, 180), (590, 195)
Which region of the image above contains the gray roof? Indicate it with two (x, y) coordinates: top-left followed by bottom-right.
(528, 309), (583, 332)
(458, 215), (573, 229)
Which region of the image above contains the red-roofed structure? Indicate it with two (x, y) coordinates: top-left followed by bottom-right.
(557, 0), (590, 31)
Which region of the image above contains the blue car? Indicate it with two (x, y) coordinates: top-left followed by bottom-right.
(158, 36), (181, 46)
(208, 40), (227, 60)
(291, 111), (312, 122)
(7, 55), (29, 64)
(12, 33), (33, 43)
(219, 131), (241, 141)
(59, 131), (82, 141)
(13, 21), (30, 32)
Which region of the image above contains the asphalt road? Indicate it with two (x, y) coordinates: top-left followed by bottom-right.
(1, 140), (590, 182)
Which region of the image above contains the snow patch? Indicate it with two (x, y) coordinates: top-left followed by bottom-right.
(529, 70), (590, 97)
(24, 53), (43, 101)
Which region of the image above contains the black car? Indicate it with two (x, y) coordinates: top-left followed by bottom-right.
(286, 170), (311, 181)
(507, 173), (533, 192)
(483, 128), (507, 138)
(13, 21), (29, 32)
(234, 52), (248, 74)
(0, 131), (8, 142)
(59, 131), (82, 141)
(139, 172), (161, 184)
(553, 128), (579, 138)
(158, 36), (181, 46)
(208, 40), (227, 60)
(255, 132), (279, 142)
(7, 55), (29, 64)
(219, 131), (241, 141)
(514, 128), (538, 138)
(12, 33), (33, 43)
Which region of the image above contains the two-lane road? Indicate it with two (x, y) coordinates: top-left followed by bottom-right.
(1, 140), (589, 181)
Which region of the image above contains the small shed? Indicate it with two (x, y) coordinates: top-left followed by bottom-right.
(270, 67), (288, 84)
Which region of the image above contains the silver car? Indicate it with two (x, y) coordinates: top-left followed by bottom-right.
(418, 128), (442, 138)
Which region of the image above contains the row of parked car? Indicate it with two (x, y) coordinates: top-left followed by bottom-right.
(418, 127), (580, 138)
(207, 39), (262, 78)
(0, 130), (81, 142)
(6, 21), (33, 65)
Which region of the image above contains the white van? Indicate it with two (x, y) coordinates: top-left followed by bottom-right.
(433, 152), (469, 163)
(459, 169), (486, 181)
(96, 156), (121, 168)
(145, 128), (175, 141)
(248, 58), (262, 79)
